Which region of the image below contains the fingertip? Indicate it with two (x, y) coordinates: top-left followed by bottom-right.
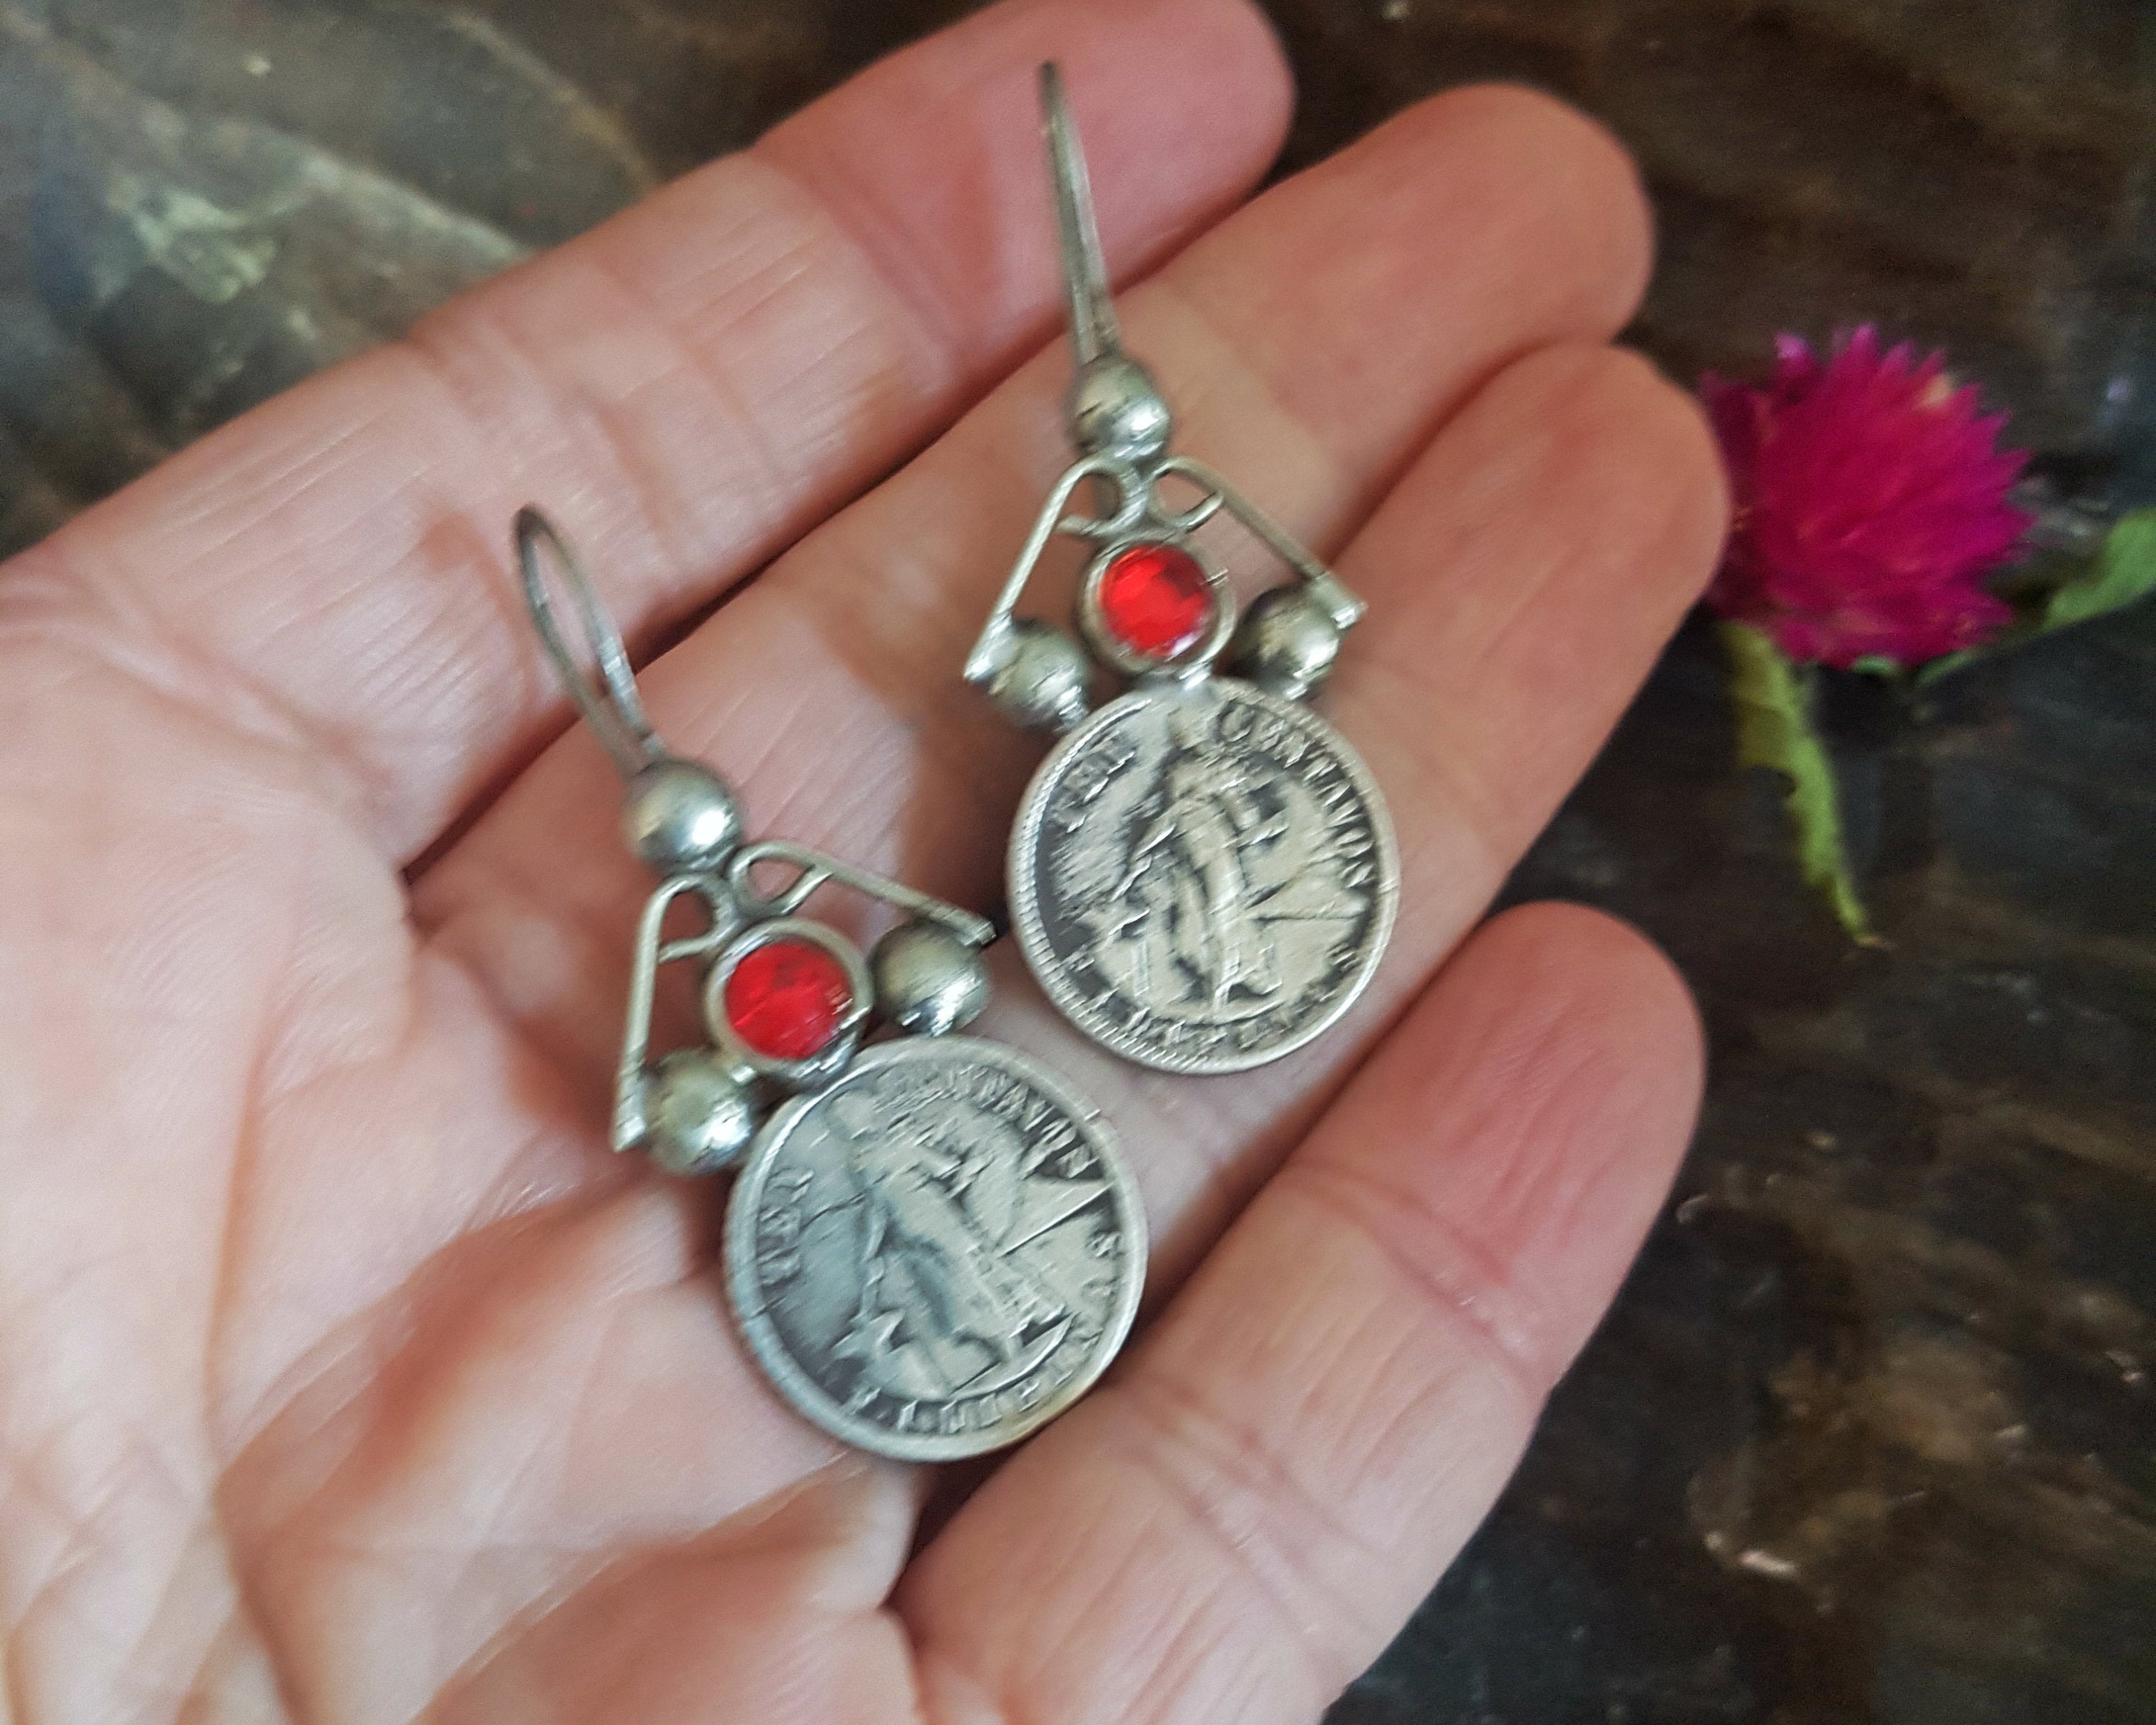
(1160, 0), (1299, 166)
(1056, 0), (1296, 272)
(1429, 902), (1701, 1358)
(1511, 341), (1731, 589)
(1361, 339), (1731, 704)
(1100, 0), (1297, 126)
(1470, 898), (1705, 1120)
(1651, 353), (1737, 579)
(1168, 80), (1655, 485)
(1422, 83), (1654, 329)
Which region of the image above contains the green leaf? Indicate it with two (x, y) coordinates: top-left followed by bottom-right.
(2035, 508), (2156, 633)
(1915, 511), (2156, 684)
(1719, 621), (1878, 944)
(1912, 647), (1977, 687)
(1847, 655), (1903, 679)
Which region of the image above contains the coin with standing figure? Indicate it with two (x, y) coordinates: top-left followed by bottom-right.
(725, 1037), (1145, 1461)
(1009, 677), (1398, 1075)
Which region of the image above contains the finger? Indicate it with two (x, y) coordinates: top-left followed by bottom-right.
(10, 0), (1291, 862)
(416, 87), (1676, 1110)
(898, 904), (1703, 1725)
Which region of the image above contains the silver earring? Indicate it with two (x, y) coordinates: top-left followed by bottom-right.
(965, 66), (1399, 1075)
(515, 509), (1143, 1460)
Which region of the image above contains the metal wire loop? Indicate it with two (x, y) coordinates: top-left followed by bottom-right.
(515, 505), (662, 781)
(731, 840), (997, 949)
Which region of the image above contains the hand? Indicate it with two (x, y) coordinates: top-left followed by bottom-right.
(0, 1), (1726, 1719)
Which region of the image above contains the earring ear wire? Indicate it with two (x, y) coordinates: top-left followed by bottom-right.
(515, 506), (661, 781)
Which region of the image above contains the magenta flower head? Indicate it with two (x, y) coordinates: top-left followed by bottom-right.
(1702, 328), (2032, 668)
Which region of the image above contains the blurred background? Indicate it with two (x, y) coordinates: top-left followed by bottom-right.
(2, 2), (2150, 1720)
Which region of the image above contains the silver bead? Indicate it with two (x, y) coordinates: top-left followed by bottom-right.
(1230, 586), (1342, 702)
(642, 1048), (757, 1176)
(1067, 355), (1172, 462)
(872, 921), (990, 1036)
(623, 757), (742, 875)
(984, 620), (1094, 733)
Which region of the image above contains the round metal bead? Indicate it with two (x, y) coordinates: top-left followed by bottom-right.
(642, 1047), (757, 1177)
(872, 921), (990, 1037)
(985, 620), (1094, 733)
(623, 757), (742, 875)
(1229, 586), (1342, 702)
(1067, 355), (1173, 462)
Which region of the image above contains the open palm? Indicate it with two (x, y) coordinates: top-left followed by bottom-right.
(0, 2), (1726, 1720)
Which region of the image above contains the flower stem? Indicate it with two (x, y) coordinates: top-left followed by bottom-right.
(1718, 621), (1879, 946)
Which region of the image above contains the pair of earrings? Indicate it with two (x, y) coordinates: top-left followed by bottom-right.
(515, 67), (1399, 1460)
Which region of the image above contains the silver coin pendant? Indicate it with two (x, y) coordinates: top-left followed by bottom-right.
(726, 1037), (1146, 1461)
(1010, 677), (1399, 1075)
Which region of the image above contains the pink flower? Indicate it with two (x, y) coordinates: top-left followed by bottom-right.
(1703, 328), (2031, 668)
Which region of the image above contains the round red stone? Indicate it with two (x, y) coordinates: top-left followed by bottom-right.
(724, 938), (854, 1061)
(1097, 542), (1213, 659)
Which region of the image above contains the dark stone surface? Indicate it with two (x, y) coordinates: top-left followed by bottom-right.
(2, 2), (2151, 1721)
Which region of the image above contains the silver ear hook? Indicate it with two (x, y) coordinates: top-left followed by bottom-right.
(1041, 62), (1120, 370)
(1038, 64), (1172, 464)
(515, 505), (663, 781)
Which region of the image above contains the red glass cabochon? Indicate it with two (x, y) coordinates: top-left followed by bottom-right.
(1096, 541), (1214, 659)
(723, 937), (855, 1060)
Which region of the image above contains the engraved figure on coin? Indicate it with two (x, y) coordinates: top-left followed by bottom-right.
(732, 1043), (1142, 1459)
(1103, 710), (1380, 1024)
(1112, 717), (1286, 1014)
(829, 1089), (1072, 1402)
(1042, 691), (1384, 1056)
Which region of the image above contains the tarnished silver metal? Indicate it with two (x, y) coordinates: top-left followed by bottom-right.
(1068, 354), (1173, 464)
(1011, 678), (1394, 1073)
(514, 507), (1144, 1456)
(963, 66), (1399, 1073)
(975, 617), (1095, 733)
(623, 757), (744, 875)
(516, 506), (663, 780)
(726, 1038), (1143, 1460)
(643, 1047), (757, 1177)
(1229, 586), (1342, 702)
(872, 921), (991, 1037)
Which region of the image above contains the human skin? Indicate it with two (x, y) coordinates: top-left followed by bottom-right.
(0, 0), (1728, 1720)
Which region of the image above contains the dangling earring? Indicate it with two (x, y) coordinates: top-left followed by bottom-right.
(515, 508), (1143, 1459)
(964, 65), (1399, 1076)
